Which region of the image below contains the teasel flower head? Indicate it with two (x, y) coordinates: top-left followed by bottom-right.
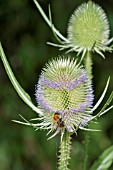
(35, 57), (94, 139)
(42, 1), (113, 60)
(66, 1), (113, 58)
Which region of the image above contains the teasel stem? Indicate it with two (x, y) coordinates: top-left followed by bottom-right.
(58, 131), (71, 170)
(84, 51), (93, 81)
(83, 51), (93, 170)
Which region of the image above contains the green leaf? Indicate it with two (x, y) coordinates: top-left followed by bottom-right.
(90, 145), (113, 170)
(0, 43), (43, 115)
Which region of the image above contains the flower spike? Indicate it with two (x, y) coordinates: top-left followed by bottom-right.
(35, 56), (94, 137)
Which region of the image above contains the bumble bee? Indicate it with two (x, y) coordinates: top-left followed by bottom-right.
(57, 119), (64, 128)
(53, 112), (60, 122)
(53, 112), (64, 128)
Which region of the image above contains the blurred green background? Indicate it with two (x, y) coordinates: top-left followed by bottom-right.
(0, 0), (113, 170)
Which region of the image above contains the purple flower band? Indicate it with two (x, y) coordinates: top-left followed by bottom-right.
(35, 63), (94, 115)
(38, 70), (88, 91)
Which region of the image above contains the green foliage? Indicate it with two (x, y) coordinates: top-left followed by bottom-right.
(90, 145), (113, 170)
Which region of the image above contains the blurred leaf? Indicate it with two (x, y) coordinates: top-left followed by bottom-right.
(90, 145), (113, 170)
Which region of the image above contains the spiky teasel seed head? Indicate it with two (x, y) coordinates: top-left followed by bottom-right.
(35, 57), (94, 137)
(67, 1), (112, 58)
